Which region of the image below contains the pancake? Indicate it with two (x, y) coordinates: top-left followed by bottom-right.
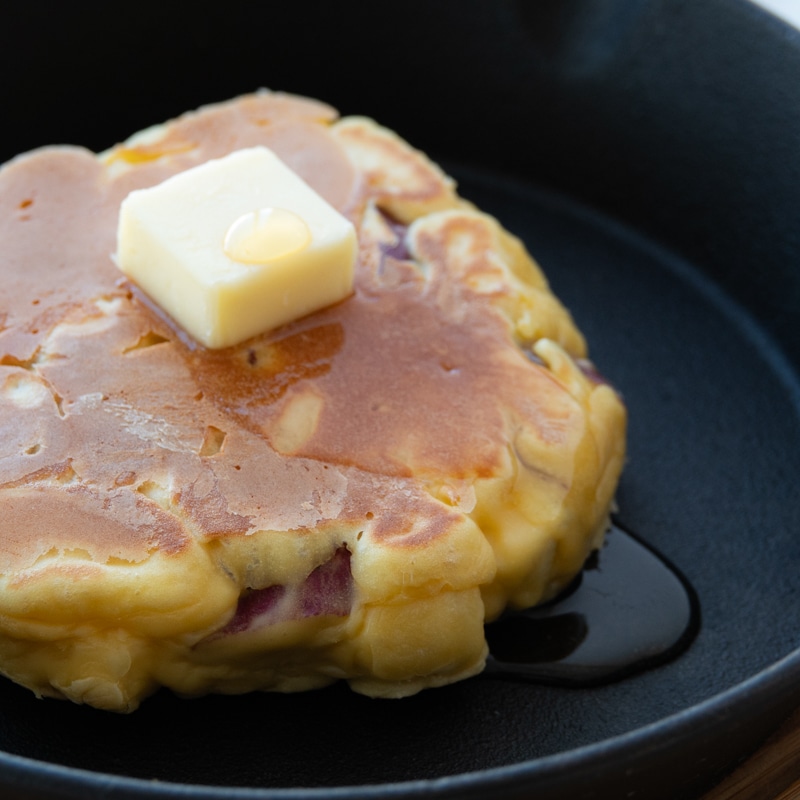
(0, 91), (626, 711)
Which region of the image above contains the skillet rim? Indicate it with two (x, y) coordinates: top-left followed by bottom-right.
(0, 648), (797, 799)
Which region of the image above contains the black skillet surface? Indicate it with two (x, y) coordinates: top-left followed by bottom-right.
(1, 1), (800, 798)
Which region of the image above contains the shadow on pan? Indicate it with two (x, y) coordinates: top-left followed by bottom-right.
(1, 1), (800, 799)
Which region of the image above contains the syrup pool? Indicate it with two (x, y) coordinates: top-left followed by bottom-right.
(483, 522), (700, 686)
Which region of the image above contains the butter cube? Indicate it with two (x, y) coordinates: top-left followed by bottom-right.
(116, 147), (357, 349)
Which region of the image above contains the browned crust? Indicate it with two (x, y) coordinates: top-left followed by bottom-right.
(0, 92), (626, 710)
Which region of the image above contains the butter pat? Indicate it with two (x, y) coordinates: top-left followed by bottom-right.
(116, 147), (357, 349)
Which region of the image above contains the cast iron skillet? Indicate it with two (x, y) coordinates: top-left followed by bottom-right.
(1, 1), (800, 798)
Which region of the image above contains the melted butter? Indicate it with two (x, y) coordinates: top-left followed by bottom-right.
(108, 141), (196, 165)
(184, 283), (515, 479)
(223, 207), (312, 265)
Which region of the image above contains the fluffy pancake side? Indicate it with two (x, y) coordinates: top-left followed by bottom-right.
(0, 91), (625, 710)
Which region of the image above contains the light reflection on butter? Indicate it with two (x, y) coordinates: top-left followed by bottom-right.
(116, 147), (357, 349)
(223, 208), (312, 265)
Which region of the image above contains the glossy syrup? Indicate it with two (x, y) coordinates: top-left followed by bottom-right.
(483, 522), (700, 686)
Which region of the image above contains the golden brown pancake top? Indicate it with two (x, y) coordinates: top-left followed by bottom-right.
(0, 92), (583, 571)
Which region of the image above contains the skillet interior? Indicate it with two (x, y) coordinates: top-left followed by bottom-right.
(1, 1), (800, 798)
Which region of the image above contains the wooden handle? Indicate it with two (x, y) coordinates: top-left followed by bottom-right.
(702, 707), (800, 799)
